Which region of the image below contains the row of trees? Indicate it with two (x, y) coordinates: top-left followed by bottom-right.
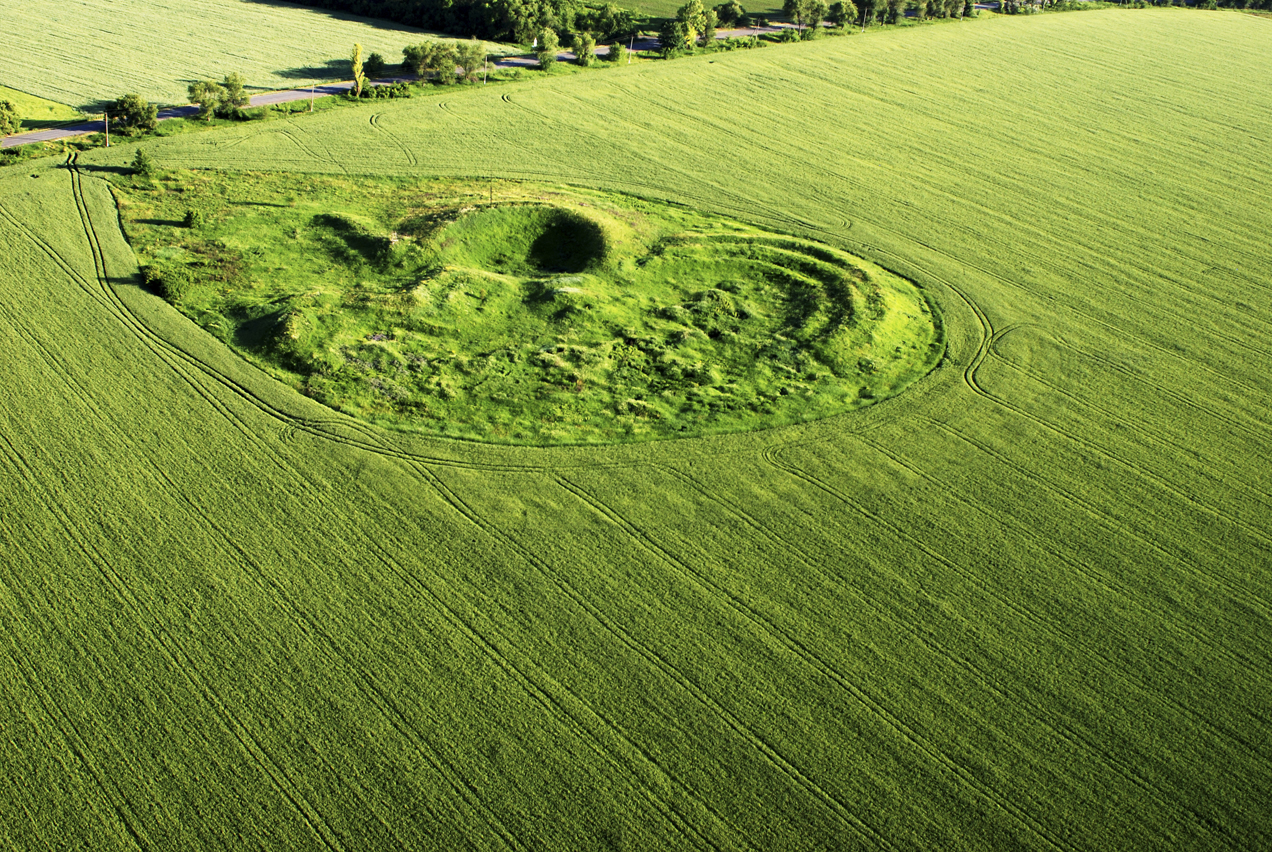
(280, 0), (636, 44)
(402, 39), (490, 81)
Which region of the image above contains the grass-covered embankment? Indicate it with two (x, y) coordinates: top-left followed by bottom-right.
(116, 171), (939, 442)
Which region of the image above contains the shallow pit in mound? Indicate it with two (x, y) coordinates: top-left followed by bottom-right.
(439, 205), (609, 275)
(115, 172), (943, 445)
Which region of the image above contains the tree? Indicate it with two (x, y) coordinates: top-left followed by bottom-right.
(457, 39), (486, 82)
(482, 0), (580, 44)
(884, 0), (904, 22)
(221, 72), (249, 109)
(364, 52), (386, 80)
(783, 0), (802, 32)
(609, 40), (628, 63)
(429, 42), (459, 84)
(110, 93), (158, 133)
(700, 10), (717, 47)
(784, 0), (827, 34)
(828, 0), (858, 27)
(350, 43), (366, 97)
(536, 27), (560, 68)
(679, 0), (708, 42)
(715, 0), (747, 25)
(661, 0), (708, 53)
(857, 0), (880, 27)
(0, 100), (19, 137)
(131, 147), (156, 177)
(188, 81), (224, 121)
(403, 42), (435, 77)
(805, 0), (828, 34)
(572, 32), (597, 65)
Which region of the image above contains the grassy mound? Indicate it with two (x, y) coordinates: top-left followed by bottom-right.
(115, 171), (941, 443)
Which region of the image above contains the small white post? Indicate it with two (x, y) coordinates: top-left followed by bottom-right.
(104, 111), (109, 147)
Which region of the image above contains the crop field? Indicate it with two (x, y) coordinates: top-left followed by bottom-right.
(1, 7), (1270, 850)
(0, 0), (511, 111)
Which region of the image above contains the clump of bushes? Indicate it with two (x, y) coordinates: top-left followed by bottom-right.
(572, 32), (597, 66)
(143, 261), (197, 302)
(715, 0), (751, 26)
(359, 81), (414, 99)
(187, 73), (250, 122)
(536, 28), (561, 68)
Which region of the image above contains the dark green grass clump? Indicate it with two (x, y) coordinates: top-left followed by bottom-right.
(115, 171), (941, 443)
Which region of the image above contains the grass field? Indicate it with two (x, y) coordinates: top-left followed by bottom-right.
(0, 85), (84, 130)
(0, 0), (511, 111)
(2, 7), (1270, 849)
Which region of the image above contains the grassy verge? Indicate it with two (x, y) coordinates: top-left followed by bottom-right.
(0, 85), (84, 129)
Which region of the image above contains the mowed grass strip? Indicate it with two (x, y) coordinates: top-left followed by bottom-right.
(2, 8), (1271, 849)
(0, 0), (511, 110)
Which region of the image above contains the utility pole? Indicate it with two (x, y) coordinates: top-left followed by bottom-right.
(483, 55), (488, 84)
(310, 84), (315, 112)
(629, 34), (634, 64)
(104, 111), (109, 147)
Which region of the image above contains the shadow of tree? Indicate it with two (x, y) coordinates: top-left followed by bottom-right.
(77, 164), (132, 176)
(274, 58), (351, 81)
(240, 0), (444, 35)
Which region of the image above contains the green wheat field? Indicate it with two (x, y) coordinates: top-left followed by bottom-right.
(0, 0), (511, 110)
(0, 8), (1269, 849)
